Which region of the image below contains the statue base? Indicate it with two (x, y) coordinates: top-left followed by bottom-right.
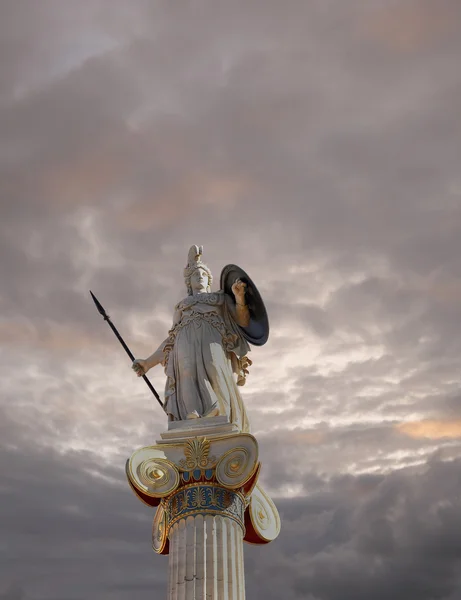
(159, 415), (239, 443)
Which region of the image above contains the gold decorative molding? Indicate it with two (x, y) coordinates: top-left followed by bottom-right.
(179, 437), (216, 471)
(127, 430), (282, 554)
(164, 482), (246, 535)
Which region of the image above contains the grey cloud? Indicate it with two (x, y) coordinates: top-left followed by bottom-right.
(256, 421), (461, 491)
(0, 414), (166, 599)
(247, 458), (461, 600)
(0, 585), (25, 600)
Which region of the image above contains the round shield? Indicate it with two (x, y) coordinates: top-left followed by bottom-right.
(220, 264), (269, 346)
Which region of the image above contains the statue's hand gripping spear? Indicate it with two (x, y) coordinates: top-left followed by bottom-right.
(90, 291), (164, 409)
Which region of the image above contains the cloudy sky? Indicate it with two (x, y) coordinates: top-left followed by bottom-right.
(1, 0), (461, 598)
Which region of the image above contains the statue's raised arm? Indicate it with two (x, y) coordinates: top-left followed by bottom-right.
(132, 245), (269, 433)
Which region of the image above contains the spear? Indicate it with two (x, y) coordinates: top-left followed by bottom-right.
(89, 291), (164, 409)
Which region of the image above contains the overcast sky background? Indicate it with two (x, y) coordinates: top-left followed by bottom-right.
(1, 1), (461, 598)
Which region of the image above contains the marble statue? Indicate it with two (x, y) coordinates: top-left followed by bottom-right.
(132, 245), (262, 433)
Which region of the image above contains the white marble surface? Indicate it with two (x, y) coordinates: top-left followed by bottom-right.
(168, 514), (245, 600)
(167, 415), (231, 431)
(158, 416), (240, 444)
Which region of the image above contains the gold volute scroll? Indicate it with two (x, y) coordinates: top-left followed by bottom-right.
(248, 484), (281, 542)
(215, 443), (258, 489)
(152, 503), (169, 554)
(128, 450), (181, 498)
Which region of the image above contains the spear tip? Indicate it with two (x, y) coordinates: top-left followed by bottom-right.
(89, 290), (107, 317)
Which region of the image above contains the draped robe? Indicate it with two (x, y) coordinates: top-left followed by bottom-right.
(161, 291), (251, 433)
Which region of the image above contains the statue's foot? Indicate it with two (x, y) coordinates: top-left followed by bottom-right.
(203, 403), (220, 418)
(186, 411), (200, 419)
(186, 404), (219, 420)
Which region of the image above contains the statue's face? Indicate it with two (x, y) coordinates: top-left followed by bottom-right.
(190, 267), (209, 294)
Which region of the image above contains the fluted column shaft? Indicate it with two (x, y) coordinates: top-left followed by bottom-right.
(168, 514), (245, 600)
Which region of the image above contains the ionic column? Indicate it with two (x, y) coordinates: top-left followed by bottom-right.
(126, 419), (280, 600)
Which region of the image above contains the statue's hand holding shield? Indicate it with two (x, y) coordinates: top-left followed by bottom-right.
(231, 278), (247, 302)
